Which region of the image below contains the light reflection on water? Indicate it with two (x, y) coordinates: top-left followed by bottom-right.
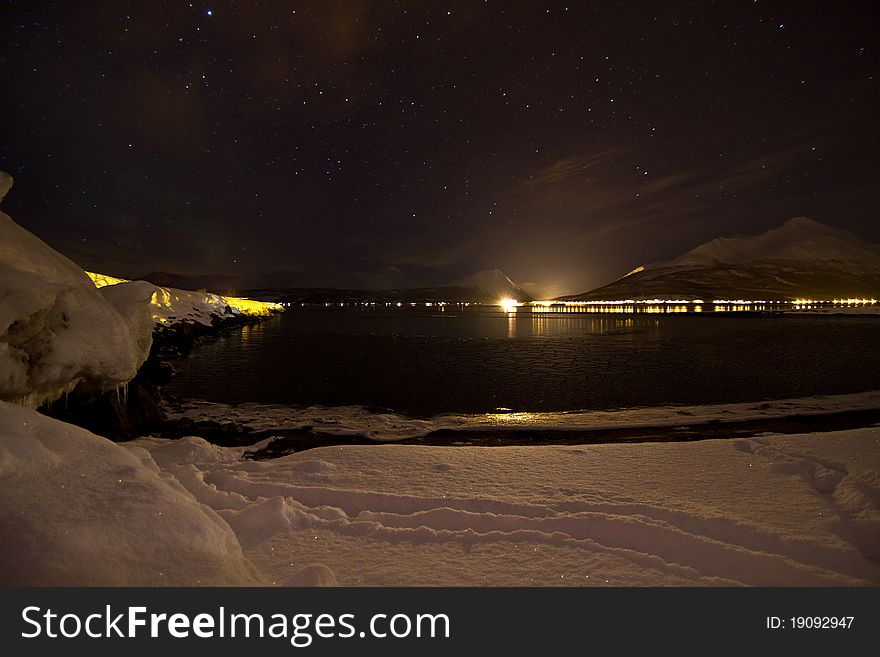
(238, 321), (265, 344)
(526, 315), (639, 338)
(167, 309), (880, 417)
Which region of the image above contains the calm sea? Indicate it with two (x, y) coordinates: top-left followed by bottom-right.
(164, 308), (880, 418)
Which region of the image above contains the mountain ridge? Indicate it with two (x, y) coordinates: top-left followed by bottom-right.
(133, 267), (533, 303)
(560, 218), (880, 301)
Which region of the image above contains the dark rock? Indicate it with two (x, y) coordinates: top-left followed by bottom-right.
(43, 369), (166, 438)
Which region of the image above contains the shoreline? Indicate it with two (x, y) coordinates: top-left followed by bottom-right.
(147, 400), (880, 458)
(40, 310), (280, 437)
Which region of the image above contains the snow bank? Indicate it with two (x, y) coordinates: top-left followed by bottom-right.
(147, 287), (282, 325)
(86, 271), (284, 326)
(145, 282), (231, 326)
(128, 427), (880, 586)
(0, 173), (153, 407)
(2, 389), (876, 586)
(0, 401), (262, 585)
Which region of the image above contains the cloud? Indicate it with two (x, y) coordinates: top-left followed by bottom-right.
(526, 148), (629, 186)
(391, 240), (478, 269)
(487, 139), (823, 296)
(519, 141), (811, 239)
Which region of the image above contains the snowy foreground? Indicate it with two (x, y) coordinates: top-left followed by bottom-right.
(1, 400), (877, 586)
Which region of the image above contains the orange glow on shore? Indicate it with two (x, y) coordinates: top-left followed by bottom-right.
(528, 296), (877, 313)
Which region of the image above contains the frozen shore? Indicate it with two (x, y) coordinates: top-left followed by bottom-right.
(164, 389), (880, 443)
(2, 398), (878, 586)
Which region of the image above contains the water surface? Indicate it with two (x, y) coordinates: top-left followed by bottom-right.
(166, 308), (880, 417)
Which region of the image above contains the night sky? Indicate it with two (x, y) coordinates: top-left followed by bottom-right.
(1, 1), (877, 296)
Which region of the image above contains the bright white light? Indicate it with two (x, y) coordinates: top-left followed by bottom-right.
(499, 297), (518, 313)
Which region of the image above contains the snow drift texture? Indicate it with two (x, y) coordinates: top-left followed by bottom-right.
(3, 397), (877, 586)
(0, 401), (261, 585)
(0, 172), (154, 407)
(135, 424), (880, 586)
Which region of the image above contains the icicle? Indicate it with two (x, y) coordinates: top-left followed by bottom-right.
(113, 381), (129, 410)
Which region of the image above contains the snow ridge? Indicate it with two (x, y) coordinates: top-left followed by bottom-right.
(671, 217), (880, 268)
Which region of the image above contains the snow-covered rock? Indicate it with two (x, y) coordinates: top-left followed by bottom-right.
(138, 280), (232, 327)
(97, 281), (156, 364)
(87, 272), (283, 326)
(0, 401), (262, 585)
(0, 173), (154, 407)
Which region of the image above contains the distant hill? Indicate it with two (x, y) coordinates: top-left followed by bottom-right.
(561, 217), (880, 301)
(447, 268), (533, 302)
(135, 267), (533, 304)
(140, 271), (256, 293)
(264, 286), (508, 305)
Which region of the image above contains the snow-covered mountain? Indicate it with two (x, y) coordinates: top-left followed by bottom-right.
(562, 217), (880, 301)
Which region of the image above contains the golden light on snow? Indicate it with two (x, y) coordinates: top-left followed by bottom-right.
(223, 296), (284, 315)
(86, 271), (128, 287)
(86, 270), (283, 317)
(483, 411), (542, 424)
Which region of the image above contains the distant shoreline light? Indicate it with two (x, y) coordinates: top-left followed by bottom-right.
(498, 297), (519, 313)
(82, 273), (879, 313)
(531, 297), (877, 306)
